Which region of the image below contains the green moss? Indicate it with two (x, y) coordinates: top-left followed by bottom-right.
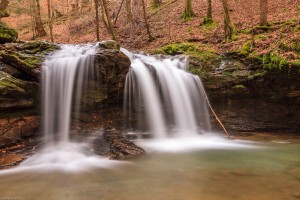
(248, 70), (267, 80)
(293, 24), (300, 31)
(255, 34), (267, 41)
(0, 71), (25, 95)
(0, 50), (42, 69)
(242, 40), (252, 52)
(17, 41), (60, 55)
(232, 84), (246, 89)
(200, 19), (217, 33)
(223, 71), (232, 77)
(279, 42), (290, 51)
(154, 42), (220, 61)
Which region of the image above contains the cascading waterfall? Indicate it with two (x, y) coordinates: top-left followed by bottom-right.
(42, 44), (97, 143)
(122, 49), (211, 139)
(17, 44), (119, 171)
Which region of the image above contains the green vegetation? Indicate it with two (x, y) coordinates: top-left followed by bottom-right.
(232, 84), (246, 89)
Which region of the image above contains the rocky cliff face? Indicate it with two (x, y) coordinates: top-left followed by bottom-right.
(190, 54), (300, 133)
(0, 40), (130, 146)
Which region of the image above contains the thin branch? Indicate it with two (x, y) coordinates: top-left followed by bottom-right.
(205, 95), (230, 138)
(114, 0), (125, 25)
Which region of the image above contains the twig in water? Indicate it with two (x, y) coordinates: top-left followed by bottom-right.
(205, 95), (230, 138)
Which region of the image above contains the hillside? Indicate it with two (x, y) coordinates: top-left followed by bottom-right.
(3, 0), (300, 51)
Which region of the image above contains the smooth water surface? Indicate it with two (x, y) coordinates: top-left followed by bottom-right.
(0, 140), (299, 200)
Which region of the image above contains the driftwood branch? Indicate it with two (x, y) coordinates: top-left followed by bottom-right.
(205, 95), (230, 138)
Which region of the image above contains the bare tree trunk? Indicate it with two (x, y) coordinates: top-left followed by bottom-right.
(125, 0), (133, 24)
(30, 1), (36, 39)
(47, 0), (54, 42)
(182, 0), (194, 21)
(259, 0), (268, 26)
(142, 0), (154, 41)
(33, 0), (47, 37)
(203, 0), (213, 24)
(221, 0), (236, 41)
(0, 0), (9, 19)
(100, 0), (116, 40)
(113, 0), (125, 25)
(207, 0), (212, 19)
(94, 0), (100, 41)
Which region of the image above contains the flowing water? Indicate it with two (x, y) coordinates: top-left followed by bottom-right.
(0, 46), (299, 200)
(122, 49), (211, 138)
(0, 142), (299, 200)
(10, 44), (121, 172)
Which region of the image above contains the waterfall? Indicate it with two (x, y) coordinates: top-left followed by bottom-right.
(42, 44), (97, 143)
(14, 44), (120, 172)
(122, 49), (211, 138)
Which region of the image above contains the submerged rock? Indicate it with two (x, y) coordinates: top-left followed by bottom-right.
(95, 128), (145, 160)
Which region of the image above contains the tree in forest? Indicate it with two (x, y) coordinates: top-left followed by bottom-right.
(220, 0), (236, 41)
(151, 0), (161, 9)
(0, 0), (9, 18)
(94, 0), (100, 41)
(46, 0), (54, 42)
(100, 0), (116, 40)
(142, 0), (154, 41)
(125, 0), (133, 24)
(182, 0), (194, 21)
(259, 0), (268, 26)
(31, 0), (47, 37)
(203, 0), (213, 24)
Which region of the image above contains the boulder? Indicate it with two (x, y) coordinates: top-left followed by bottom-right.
(0, 22), (18, 44)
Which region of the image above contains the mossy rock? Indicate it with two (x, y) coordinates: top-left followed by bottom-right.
(15, 41), (60, 55)
(0, 22), (18, 44)
(0, 71), (38, 110)
(0, 50), (42, 78)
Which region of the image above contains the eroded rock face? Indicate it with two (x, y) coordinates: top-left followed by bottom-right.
(190, 56), (300, 133)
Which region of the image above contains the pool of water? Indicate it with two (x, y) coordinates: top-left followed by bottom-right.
(0, 138), (299, 200)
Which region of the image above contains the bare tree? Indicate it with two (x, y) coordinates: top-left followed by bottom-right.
(47, 0), (54, 42)
(259, 0), (268, 26)
(32, 0), (47, 37)
(203, 0), (213, 24)
(100, 0), (116, 40)
(221, 0), (236, 41)
(142, 0), (153, 41)
(125, 0), (133, 24)
(94, 0), (100, 41)
(182, 0), (194, 21)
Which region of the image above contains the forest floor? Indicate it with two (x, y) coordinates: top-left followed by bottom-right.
(3, 0), (300, 56)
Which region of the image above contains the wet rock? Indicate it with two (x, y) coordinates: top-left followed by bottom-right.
(101, 128), (145, 160)
(189, 53), (300, 133)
